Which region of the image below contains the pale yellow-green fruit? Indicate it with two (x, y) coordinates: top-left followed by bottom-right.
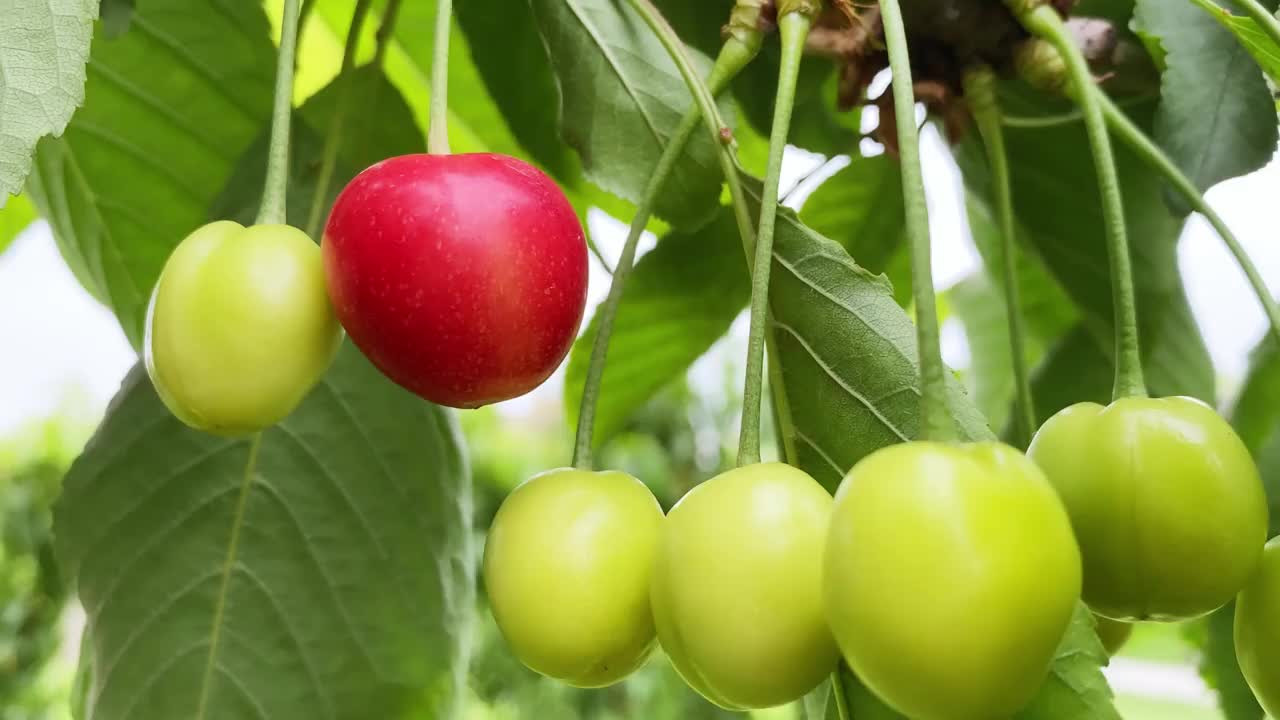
(1235, 537), (1280, 718)
(651, 462), (838, 710)
(826, 442), (1081, 720)
(146, 221), (341, 435)
(483, 468), (664, 687)
(1029, 397), (1266, 621)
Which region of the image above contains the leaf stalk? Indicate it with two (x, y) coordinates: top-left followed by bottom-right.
(964, 65), (1037, 445)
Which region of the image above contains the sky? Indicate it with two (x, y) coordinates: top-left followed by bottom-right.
(1, 137), (1277, 439)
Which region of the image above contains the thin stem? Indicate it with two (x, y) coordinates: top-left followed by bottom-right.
(571, 41), (759, 469)
(256, 0), (302, 227)
(1194, 0), (1280, 52)
(1020, 5), (1146, 400)
(1000, 93), (1157, 128)
(965, 65), (1037, 446)
(374, 0), (404, 66)
(623, 0), (758, 258)
(880, 0), (950, 441)
(427, 0), (452, 155)
(305, 0), (374, 239)
(737, 13), (810, 467)
(831, 666), (853, 720)
(623, 0), (775, 460)
(1099, 91), (1280, 345)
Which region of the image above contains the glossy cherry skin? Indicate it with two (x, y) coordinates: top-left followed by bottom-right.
(483, 468), (664, 687)
(1235, 537), (1280, 717)
(1029, 396), (1267, 621)
(323, 153), (588, 408)
(146, 221), (342, 435)
(825, 442), (1081, 720)
(651, 462), (839, 710)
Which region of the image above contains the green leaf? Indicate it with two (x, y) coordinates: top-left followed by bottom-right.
(0, 0), (98, 202)
(1231, 337), (1280, 535)
(765, 198), (991, 492)
(1187, 0), (1280, 84)
(26, 0), (276, 347)
(1015, 605), (1121, 720)
(949, 192), (1078, 437)
(1133, 0), (1279, 213)
(956, 97), (1216, 404)
(0, 193), (37, 257)
(451, 0), (574, 177)
(323, 0), (518, 160)
(100, 0), (135, 37)
(564, 209), (751, 445)
(1202, 602), (1264, 720)
(734, 53), (859, 157)
(1027, 326), (1116, 424)
(210, 64), (421, 229)
(526, 0), (728, 229)
(411, 0), (646, 225)
(798, 155), (906, 286)
(55, 343), (474, 720)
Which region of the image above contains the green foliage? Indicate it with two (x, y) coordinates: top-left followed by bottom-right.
(1133, 0), (1279, 213)
(798, 155), (908, 296)
(957, 96), (1216, 404)
(1, 459), (69, 720)
(0, 194), (37, 257)
(949, 192), (1078, 437)
(564, 209), (751, 445)
(26, 0), (276, 347)
(4, 0), (1276, 716)
(0, 0), (97, 201)
(1202, 602), (1263, 720)
(761, 193), (991, 491)
(211, 64), (421, 228)
(54, 345), (474, 720)
(523, 0), (729, 230)
(1184, 0), (1280, 84)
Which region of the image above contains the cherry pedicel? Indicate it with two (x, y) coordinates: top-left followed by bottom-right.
(323, 153), (589, 408)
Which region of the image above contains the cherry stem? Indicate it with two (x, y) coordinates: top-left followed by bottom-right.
(964, 65), (1037, 447)
(999, 94), (1157, 128)
(374, 0), (404, 65)
(1020, 5), (1146, 400)
(623, 0), (779, 462)
(305, 0), (375, 240)
(256, 0), (302, 227)
(1098, 91), (1280, 346)
(879, 0), (950, 441)
(427, 0), (452, 155)
(831, 665), (853, 720)
(737, 12), (811, 467)
(571, 36), (762, 470)
(1193, 0), (1280, 51)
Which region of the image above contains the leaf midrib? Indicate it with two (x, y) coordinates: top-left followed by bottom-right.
(193, 432), (263, 720)
(560, 0), (665, 149)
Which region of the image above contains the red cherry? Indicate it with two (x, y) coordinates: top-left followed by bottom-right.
(323, 153), (589, 408)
